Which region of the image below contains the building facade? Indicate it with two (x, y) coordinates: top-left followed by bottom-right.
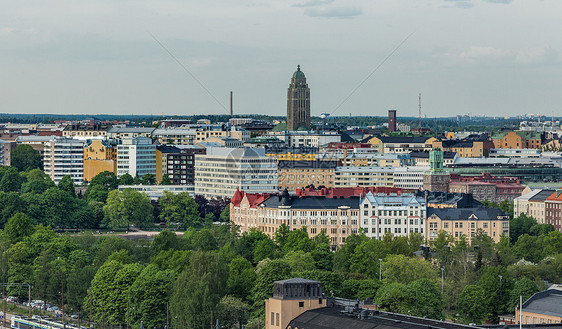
(0, 140), (15, 166)
(116, 137), (156, 178)
(83, 140), (118, 181)
(360, 192), (426, 239)
(194, 147), (278, 199)
(43, 138), (85, 184)
(277, 160), (339, 190)
(426, 207), (510, 244)
(286, 65), (311, 131)
(156, 145), (205, 185)
(545, 189), (562, 232)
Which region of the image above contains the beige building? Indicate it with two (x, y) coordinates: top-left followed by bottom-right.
(277, 160), (338, 190)
(513, 188), (554, 224)
(195, 127), (250, 142)
(63, 124), (110, 138)
(515, 288), (562, 325)
(265, 278), (324, 329)
(230, 189), (360, 249)
(83, 140), (117, 181)
(426, 207), (510, 244)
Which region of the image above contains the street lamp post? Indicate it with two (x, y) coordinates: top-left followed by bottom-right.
(441, 268), (445, 296)
(378, 259), (383, 281)
(498, 275), (503, 299)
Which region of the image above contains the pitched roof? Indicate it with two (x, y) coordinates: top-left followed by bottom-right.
(427, 207), (509, 220)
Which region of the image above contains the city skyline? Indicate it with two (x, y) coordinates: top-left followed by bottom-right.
(1, 0), (561, 117)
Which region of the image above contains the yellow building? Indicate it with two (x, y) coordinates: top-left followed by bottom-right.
(365, 136), (435, 153)
(265, 278), (325, 329)
(426, 207), (510, 244)
(83, 140), (117, 181)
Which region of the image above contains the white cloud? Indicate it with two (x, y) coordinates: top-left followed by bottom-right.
(292, 0), (334, 8)
(0, 27), (16, 35)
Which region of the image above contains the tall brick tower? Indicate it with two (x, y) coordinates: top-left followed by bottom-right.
(287, 65), (311, 131)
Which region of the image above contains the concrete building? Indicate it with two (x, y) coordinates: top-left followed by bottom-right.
(155, 145), (205, 185)
(268, 131), (341, 148)
(43, 138), (85, 184)
(107, 126), (155, 139)
(62, 124), (110, 138)
(515, 288), (562, 325)
(426, 207), (510, 244)
(360, 192), (426, 239)
(365, 136), (436, 154)
(194, 147), (278, 199)
(230, 189), (359, 248)
(0, 140), (15, 166)
(334, 166), (395, 188)
(118, 184), (194, 199)
(116, 137), (156, 178)
(277, 160), (339, 190)
(152, 128), (197, 145)
(393, 166), (427, 189)
(83, 139), (118, 181)
(194, 126), (250, 143)
(286, 65), (311, 131)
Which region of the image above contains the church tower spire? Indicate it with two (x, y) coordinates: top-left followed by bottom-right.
(287, 65), (311, 131)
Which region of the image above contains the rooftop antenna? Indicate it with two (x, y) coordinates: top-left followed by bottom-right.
(418, 93), (422, 129)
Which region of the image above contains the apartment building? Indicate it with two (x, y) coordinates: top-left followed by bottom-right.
(430, 139), (494, 158)
(194, 147), (278, 199)
(116, 137), (156, 178)
(156, 145), (205, 185)
(365, 136), (436, 154)
(360, 192), (426, 239)
(513, 188), (555, 224)
(43, 138), (85, 184)
(83, 139), (118, 181)
(152, 128), (197, 145)
(448, 173), (525, 203)
(195, 126), (250, 142)
(277, 160), (339, 190)
(426, 207), (510, 243)
(267, 131), (341, 148)
(62, 124), (110, 138)
(545, 189), (562, 231)
(492, 131), (544, 149)
(0, 140), (15, 166)
(392, 166), (427, 189)
(230, 189), (360, 249)
(107, 127), (155, 139)
(334, 166), (395, 188)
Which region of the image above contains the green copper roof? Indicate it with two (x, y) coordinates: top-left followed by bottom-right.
(292, 65), (306, 79)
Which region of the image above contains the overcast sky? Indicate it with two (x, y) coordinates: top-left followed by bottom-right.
(1, 0), (561, 118)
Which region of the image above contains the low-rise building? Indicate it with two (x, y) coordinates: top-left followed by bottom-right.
(360, 192), (426, 239)
(515, 288), (562, 325)
(194, 147), (278, 199)
(118, 184), (194, 199)
(364, 136), (436, 154)
(448, 173), (525, 203)
(426, 207), (510, 243)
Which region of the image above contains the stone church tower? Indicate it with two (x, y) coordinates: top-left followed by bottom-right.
(423, 147), (450, 192)
(287, 65), (311, 131)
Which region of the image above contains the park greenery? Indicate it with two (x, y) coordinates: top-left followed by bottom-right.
(0, 161), (562, 328)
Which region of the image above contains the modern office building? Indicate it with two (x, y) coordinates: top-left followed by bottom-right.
(43, 138), (85, 184)
(286, 65), (311, 131)
(116, 137), (156, 178)
(194, 147), (278, 199)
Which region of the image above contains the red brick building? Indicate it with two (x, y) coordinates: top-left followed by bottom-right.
(545, 190), (562, 232)
(448, 173), (525, 203)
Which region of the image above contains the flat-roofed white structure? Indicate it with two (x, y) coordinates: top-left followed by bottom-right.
(194, 147), (278, 199)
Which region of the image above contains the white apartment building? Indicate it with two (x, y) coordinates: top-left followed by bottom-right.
(0, 140), (14, 166)
(268, 131), (341, 148)
(43, 138), (85, 184)
(117, 137), (156, 178)
(194, 147), (278, 199)
(360, 192), (426, 239)
(392, 166), (428, 189)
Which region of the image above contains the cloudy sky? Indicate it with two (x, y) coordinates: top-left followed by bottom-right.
(1, 0), (561, 118)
